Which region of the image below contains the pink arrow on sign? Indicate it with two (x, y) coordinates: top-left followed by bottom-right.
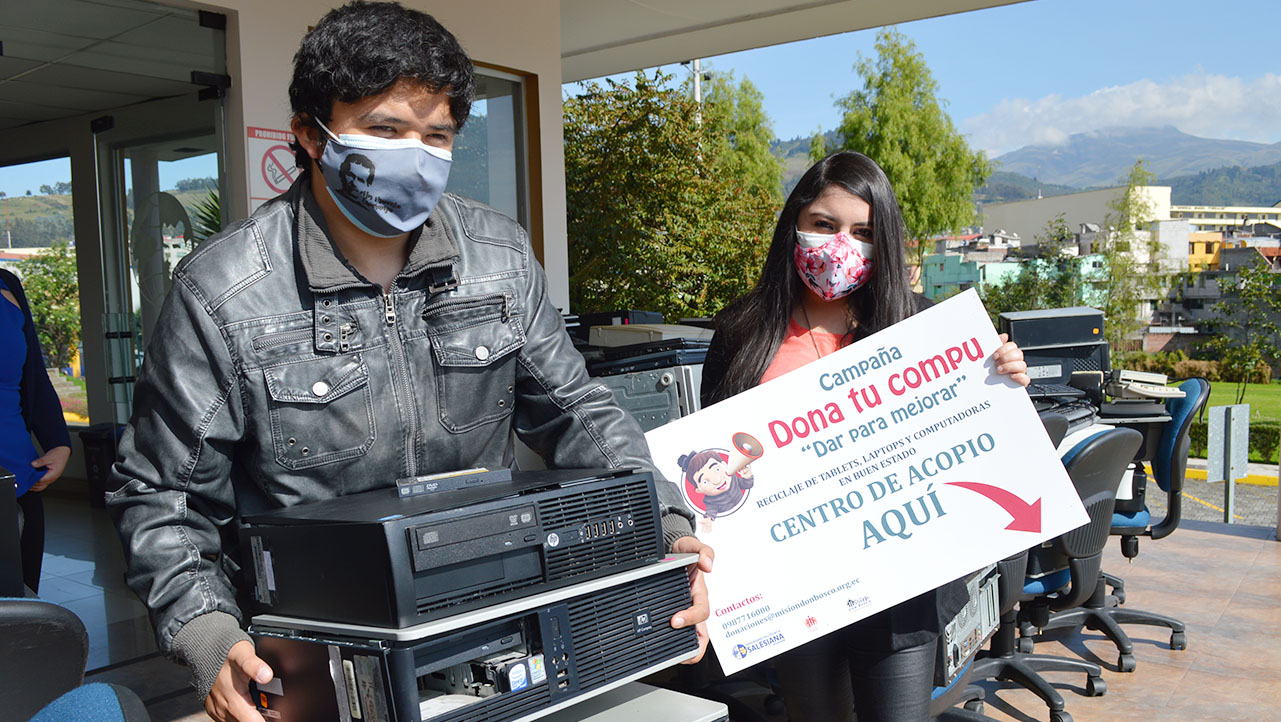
(945, 482), (1042, 533)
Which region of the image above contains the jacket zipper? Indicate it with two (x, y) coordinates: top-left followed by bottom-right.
(421, 293), (512, 324)
(338, 323), (353, 353)
(251, 328), (312, 351)
(384, 291), (418, 477)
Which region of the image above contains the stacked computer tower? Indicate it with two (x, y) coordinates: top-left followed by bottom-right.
(240, 468), (701, 722)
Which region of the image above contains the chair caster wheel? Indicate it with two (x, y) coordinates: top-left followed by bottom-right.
(963, 700), (984, 714)
(1170, 631), (1187, 650)
(1118, 653), (1136, 672)
(1050, 710), (1073, 722)
(1017, 637), (1035, 654)
(1086, 675), (1107, 697)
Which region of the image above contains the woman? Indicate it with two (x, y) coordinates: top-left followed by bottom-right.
(0, 268), (72, 593)
(701, 151), (1027, 721)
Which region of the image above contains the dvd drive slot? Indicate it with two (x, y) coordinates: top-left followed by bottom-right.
(409, 505), (539, 572)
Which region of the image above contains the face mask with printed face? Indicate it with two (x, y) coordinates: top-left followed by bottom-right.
(315, 119), (453, 238)
(793, 229), (875, 301)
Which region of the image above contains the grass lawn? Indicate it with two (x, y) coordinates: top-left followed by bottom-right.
(1202, 380), (1281, 423)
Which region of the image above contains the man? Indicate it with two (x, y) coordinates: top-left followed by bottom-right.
(108, 4), (712, 721)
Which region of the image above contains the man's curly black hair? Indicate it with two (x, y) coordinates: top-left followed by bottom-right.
(288, 1), (475, 168)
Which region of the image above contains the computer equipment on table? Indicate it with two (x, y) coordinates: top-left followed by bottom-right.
(587, 324), (714, 348)
(563, 311), (664, 342)
(998, 307), (1110, 405)
(997, 307), (1103, 348)
(585, 338), (707, 433)
(1106, 370), (1188, 400)
(249, 555), (700, 722)
(240, 468), (664, 628)
(592, 366), (703, 433)
(936, 564), (1000, 686)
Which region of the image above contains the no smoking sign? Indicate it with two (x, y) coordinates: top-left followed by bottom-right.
(248, 127), (299, 208)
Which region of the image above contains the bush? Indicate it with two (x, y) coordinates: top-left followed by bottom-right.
(1188, 419), (1279, 464)
(1222, 361), (1273, 384)
(1113, 351), (1223, 382)
(1252, 421), (1280, 465)
(1173, 359), (1221, 382)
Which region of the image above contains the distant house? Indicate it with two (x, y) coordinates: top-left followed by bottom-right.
(1155, 245), (1281, 360)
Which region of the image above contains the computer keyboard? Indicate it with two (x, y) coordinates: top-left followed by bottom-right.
(1026, 382), (1086, 399)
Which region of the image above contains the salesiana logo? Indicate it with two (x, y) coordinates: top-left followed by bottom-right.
(847, 596), (871, 611)
(731, 632), (786, 659)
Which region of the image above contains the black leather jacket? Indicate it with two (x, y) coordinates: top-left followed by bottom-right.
(108, 181), (692, 657)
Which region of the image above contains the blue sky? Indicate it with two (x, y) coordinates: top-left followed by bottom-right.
(5, 0), (1278, 197)
(613, 0), (1281, 156)
(0, 154), (215, 202)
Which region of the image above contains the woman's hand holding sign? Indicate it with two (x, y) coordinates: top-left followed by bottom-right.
(993, 333), (1029, 387)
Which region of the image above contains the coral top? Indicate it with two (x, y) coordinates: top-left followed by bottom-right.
(760, 318), (849, 384)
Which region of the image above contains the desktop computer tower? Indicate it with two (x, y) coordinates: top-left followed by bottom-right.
(240, 469), (664, 629)
(249, 557), (700, 722)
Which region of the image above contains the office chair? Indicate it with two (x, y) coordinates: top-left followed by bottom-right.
(931, 659), (991, 720)
(968, 426), (1141, 722)
(1037, 377), (1209, 672)
(0, 598), (150, 721)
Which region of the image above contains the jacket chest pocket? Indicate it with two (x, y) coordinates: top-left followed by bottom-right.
(425, 295), (525, 433)
(262, 354), (376, 469)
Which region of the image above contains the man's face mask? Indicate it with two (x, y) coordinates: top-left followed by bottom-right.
(314, 118), (453, 238)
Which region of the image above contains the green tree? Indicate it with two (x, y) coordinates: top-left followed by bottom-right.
(697, 69), (784, 203)
(190, 189), (223, 242)
(979, 214), (1082, 323)
(1094, 160), (1165, 353)
(563, 71), (778, 319)
(18, 240), (80, 369)
(1203, 257), (1280, 403)
(823, 27), (991, 268)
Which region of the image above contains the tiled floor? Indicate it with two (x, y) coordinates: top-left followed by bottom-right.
(32, 491), (1281, 722)
(39, 492), (203, 720)
(961, 519), (1281, 722)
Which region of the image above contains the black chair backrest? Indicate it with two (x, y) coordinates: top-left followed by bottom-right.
(1038, 412), (1070, 448)
(1058, 427), (1143, 559)
(0, 467), (20, 597)
(0, 598), (89, 721)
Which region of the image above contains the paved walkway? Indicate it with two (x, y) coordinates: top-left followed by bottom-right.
(970, 520), (1281, 722)
(1168, 458), (1279, 529)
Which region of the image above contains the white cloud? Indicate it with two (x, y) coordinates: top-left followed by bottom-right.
(961, 72), (1281, 156)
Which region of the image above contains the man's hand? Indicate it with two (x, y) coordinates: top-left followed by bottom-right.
(205, 641), (273, 722)
(669, 535), (714, 664)
(29, 445), (71, 493)
(993, 333), (1030, 387)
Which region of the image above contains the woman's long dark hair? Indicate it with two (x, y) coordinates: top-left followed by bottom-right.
(708, 151), (916, 403)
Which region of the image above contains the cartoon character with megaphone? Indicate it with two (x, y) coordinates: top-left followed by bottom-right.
(678, 432), (764, 532)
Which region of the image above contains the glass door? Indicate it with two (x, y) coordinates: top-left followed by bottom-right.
(97, 112), (226, 424)
(88, 2), (228, 424)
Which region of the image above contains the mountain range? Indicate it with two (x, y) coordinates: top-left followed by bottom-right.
(773, 126), (1281, 207)
(992, 126), (1281, 188)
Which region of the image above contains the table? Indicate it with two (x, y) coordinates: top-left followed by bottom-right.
(541, 683), (728, 722)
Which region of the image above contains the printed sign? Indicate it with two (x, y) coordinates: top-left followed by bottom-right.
(645, 289), (1088, 675)
(248, 126), (300, 209)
